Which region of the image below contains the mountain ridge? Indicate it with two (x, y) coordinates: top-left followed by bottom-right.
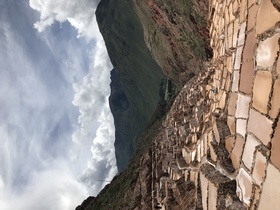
(76, 0), (211, 208)
(96, 0), (165, 172)
(78, 0), (280, 209)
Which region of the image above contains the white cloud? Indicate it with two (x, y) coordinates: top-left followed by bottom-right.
(29, 0), (118, 197)
(0, 0), (117, 209)
(71, 39), (117, 195)
(0, 161), (88, 210)
(29, 0), (100, 39)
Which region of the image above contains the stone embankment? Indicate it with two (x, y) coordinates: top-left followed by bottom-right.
(150, 0), (280, 209)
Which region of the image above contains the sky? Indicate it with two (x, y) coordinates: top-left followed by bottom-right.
(0, 0), (117, 209)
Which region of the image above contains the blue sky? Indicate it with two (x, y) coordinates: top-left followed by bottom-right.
(0, 0), (117, 209)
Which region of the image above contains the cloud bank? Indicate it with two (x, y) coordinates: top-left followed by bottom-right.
(29, 0), (118, 195)
(0, 160), (87, 210)
(72, 40), (117, 194)
(29, 0), (118, 196)
(0, 0), (117, 209)
(29, 0), (100, 39)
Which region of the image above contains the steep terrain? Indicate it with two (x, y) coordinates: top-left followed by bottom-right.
(109, 70), (132, 171)
(96, 0), (165, 171)
(77, 0), (212, 209)
(96, 0), (211, 172)
(133, 0), (212, 87)
(78, 0), (280, 209)
(76, 65), (214, 210)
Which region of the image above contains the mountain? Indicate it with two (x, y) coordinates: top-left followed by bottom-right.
(76, 0), (211, 209)
(78, 0), (280, 209)
(133, 0), (212, 87)
(96, 0), (165, 172)
(96, 0), (211, 172)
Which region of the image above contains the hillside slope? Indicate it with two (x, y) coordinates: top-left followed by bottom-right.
(76, 0), (211, 209)
(133, 0), (212, 87)
(78, 0), (280, 209)
(96, 0), (165, 171)
(96, 0), (211, 172)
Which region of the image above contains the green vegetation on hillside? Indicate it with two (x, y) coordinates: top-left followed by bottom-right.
(96, 0), (166, 171)
(77, 0), (211, 208)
